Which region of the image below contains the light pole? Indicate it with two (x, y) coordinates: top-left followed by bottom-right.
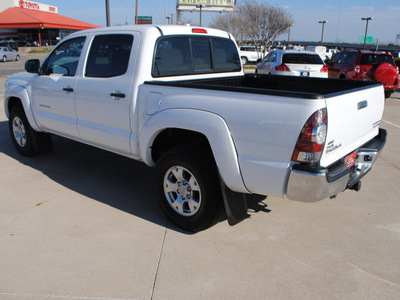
(197, 5), (205, 26)
(105, 0), (110, 26)
(362, 17), (374, 49)
(319, 20), (327, 45)
(287, 24), (293, 47)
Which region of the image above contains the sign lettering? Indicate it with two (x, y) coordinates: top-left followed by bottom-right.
(15, 0), (58, 13)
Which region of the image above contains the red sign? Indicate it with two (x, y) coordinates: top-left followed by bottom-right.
(345, 151), (357, 168)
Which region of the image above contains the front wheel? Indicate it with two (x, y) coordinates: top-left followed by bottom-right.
(9, 106), (52, 156)
(2, 55), (6, 62)
(155, 145), (223, 232)
(241, 57), (248, 65)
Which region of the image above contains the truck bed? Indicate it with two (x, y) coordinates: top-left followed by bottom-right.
(146, 74), (382, 99)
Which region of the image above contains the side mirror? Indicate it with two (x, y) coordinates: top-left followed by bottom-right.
(256, 58), (262, 64)
(25, 59), (40, 73)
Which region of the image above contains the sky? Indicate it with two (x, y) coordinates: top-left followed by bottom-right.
(40, 0), (400, 44)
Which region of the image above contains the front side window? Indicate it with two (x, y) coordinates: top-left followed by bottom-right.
(85, 34), (133, 78)
(153, 36), (240, 77)
(42, 37), (86, 76)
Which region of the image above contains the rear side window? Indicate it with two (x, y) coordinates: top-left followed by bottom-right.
(282, 54), (323, 64)
(86, 34), (133, 78)
(360, 54), (395, 66)
(153, 36), (241, 77)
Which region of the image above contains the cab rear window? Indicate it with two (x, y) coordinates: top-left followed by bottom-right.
(152, 36), (241, 77)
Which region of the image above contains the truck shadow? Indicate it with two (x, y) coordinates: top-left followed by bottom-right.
(0, 121), (271, 232)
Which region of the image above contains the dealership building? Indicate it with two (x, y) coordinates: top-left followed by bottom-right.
(0, 0), (100, 46)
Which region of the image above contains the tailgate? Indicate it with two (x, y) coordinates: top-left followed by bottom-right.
(320, 84), (385, 167)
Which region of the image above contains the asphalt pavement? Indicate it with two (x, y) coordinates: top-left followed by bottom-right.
(0, 53), (400, 300)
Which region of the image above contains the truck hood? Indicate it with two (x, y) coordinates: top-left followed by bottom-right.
(6, 72), (37, 89)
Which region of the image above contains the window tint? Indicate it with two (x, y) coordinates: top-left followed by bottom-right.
(192, 39), (211, 71)
(330, 52), (341, 64)
(153, 36), (240, 77)
(337, 52), (351, 64)
(154, 37), (191, 76)
(43, 37), (86, 76)
(344, 53), (358, 64)
(211, 38), (241, 72)
(86, 34), (133, 78)
(282, 53), (323, 64)
(360, 54), (395, 66)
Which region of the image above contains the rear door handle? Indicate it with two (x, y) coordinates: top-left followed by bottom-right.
(110, 92), (126, 98)
(63, 87), (74, 92)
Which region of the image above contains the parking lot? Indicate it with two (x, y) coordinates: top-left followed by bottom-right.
(0, 53), (399, 299)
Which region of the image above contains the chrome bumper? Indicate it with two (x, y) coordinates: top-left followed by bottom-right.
(286, 129), (387, 202)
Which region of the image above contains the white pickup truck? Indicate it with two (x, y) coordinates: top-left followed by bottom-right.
(4, 25), (387, 231)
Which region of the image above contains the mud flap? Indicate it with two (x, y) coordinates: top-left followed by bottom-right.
(220, 181), (249, 226)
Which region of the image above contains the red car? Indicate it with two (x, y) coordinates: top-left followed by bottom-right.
(327, 49), (399, 98)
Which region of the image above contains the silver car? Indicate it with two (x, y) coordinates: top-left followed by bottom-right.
(0, 47), (20, 62)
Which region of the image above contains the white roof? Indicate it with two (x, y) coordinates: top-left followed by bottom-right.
(67, 25), (232, 39)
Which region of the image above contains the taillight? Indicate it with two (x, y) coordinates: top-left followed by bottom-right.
(275, 63), (290, 71)
(292, 108), (327, 163)
(320, 65), (328, 72)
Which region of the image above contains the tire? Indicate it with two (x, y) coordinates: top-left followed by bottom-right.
(15, 55), (20, 61)
(241, 57), (248, 65)
(374, 62), (397, 86)
(155, 145), (223, 232)
(2, 55), (6, 62)
(9, 106), (52, 156)
(384, 90), (394, 99)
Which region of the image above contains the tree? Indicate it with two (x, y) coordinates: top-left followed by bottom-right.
(209, 12), (244, 43)
(210, 0), (293, 50)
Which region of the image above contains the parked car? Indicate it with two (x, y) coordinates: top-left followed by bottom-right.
(0, 41), (18, 51)
(327, 49), (399, 98)
(239, 46), (263, 64)
(256, 50), (328, 78)
(0, 47), (20, 62)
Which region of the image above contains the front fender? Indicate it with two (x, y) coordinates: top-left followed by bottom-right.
(139, 109), (249, 194)
(5, 84), (41, 132)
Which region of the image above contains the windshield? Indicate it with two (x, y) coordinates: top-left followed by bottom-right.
(283, 53), (323, 64)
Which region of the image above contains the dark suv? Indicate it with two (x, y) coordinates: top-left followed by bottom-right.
(327, 49), (399, 98)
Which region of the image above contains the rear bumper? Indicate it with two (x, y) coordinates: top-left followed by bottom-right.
(286, 128), (387, 202)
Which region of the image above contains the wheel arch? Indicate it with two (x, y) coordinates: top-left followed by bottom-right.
(139, 109), (249, 193)
(5, 86), (41, 131)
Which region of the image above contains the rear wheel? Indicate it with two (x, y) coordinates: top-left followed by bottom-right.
(2, 55), (6, 62)
(384, 90), (394, 99)
(155, 145), (223, 232)
(241, 57), (248, 65)
(15, 55), (20, 61)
